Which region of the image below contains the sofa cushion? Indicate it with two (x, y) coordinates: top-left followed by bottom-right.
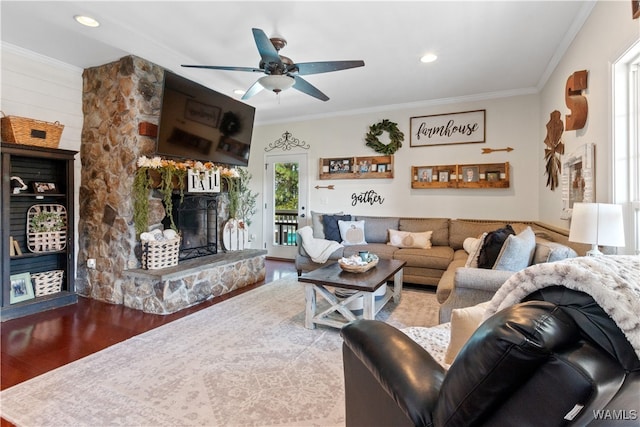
(311, 211), (343, 239)
(322, 214), (351, 242)
(449, 220), (508, 250)
(493, 226), (536, 271)
(399, 218), (449, 246)
(354, 216), (399, 243)
(388, 229), (433, 249)
(338, 220), (367, 245)
(394, 246), (453, 270)
(445, 302), (490, 364)
(464, 233), (487, 268)
(532, 239), (578, 264)
(477, 225), (515, 269)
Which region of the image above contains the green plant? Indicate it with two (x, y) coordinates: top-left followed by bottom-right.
(222, 168), (258, 227)
(30, 211), (65, 233)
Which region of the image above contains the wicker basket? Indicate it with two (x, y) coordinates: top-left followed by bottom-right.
(1, 113), (63, 148)
(26, 204), (67, 252)
(142, 236), (180, 270)
(32, 270), (64, 296)
(339, 254), (379, 273)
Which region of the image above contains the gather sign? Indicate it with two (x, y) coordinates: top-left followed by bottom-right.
(410, 110), (486, 147)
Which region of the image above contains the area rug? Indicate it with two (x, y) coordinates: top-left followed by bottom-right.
(0, 276), (439, 426)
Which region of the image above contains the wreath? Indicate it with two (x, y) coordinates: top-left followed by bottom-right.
(365, 119), (404, 155)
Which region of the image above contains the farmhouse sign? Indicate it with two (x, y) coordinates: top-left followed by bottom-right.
(187, 169), (220, 193)
(410, 109), (486, 147)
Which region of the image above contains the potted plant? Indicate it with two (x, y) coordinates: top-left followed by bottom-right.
(220, 167), (258, 250)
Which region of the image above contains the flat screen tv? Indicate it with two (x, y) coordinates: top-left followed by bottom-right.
(156, 71), (256, 167)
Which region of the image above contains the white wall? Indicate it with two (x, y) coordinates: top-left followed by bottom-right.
(248, 94), (541, 248)
(538, 1), (639, 228)
(1, 44), (84, 268)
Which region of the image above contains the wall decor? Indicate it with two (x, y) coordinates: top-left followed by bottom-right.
(410, 109), (485, 147)
(633, 0), (639, 19)
(543, 110), (564, 191)
(412, 162), (510, 189)
(319, 155), (394, 180)
(264, 131), (310, 151)
(365, 119), (404, 154)
(184, 99), (220, 128)
(564, 70), (588, 131)
(481, 147), (513, 154)
(187, 168), (220, 193)
(32, 182), (58, 193)
(314, 185), (335, 190)
(10, 272), (35, 304)
(561, 143), (595, 219)
(329, 158), (352, 173)
(351, 190), (385, 206)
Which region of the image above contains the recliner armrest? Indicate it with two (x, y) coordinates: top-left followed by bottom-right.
(341, 320), (445, 426)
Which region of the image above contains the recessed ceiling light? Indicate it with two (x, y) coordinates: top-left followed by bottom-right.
(74, 15), (100, 28)
(420, 53), (438, 63)
(233, 89), (246, 96)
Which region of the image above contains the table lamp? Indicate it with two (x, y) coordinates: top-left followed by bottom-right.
(569, 202), (625, 256)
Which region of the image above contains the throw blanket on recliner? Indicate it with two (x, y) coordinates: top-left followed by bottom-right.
(485, 255), (640, 358)
(297, 226), (343, 264)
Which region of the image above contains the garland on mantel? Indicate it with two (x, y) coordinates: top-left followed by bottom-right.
(365, 119), (404, 155)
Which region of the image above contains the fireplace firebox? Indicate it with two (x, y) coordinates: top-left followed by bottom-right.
(164, 194), (219, 260)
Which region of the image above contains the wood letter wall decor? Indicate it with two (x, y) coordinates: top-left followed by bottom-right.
(565, 70), (588, 130)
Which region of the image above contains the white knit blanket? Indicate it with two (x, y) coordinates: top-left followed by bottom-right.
(297, 226), (343, 264)
(485, 255), (640, 359)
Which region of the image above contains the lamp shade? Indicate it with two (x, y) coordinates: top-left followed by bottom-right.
(258, 75), (295, 93)
(569, 203), (625, 255)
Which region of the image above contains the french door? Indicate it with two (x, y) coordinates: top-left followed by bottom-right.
(263, 153), (308, 259)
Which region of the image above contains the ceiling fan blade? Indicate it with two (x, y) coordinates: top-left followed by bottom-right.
(252, 28), (283, 69)
(292, 76), (329, 101)
(241, 80), (264, 100)
(292, 60), (365, 76)
(181, 64), (263, 73)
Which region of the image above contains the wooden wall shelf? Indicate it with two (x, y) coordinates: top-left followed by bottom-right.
(412, 162), (510, 189)
(319, 155), (394, 180)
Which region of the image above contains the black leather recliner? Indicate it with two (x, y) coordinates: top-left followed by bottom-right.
(341, 287), (640, 427)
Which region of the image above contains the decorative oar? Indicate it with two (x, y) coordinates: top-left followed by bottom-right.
(481, 147), (514, 154)
(314, 185), (335, 190)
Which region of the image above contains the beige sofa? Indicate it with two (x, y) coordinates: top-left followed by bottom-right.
(296, 215), (586, 322)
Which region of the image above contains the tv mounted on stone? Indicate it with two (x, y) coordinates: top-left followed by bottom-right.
(156, 70), (256, 167)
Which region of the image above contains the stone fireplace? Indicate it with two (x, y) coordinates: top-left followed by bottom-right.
(168, 194), (219, 260)
(76, 55), (265, 314)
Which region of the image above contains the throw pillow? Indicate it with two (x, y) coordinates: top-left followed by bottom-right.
(322, 214), (351, 242)
(493, 226), (536, 271)
(464, 232), (487, 268)
(477, 225), (515, 269)
(387, 229), (433, 249)
(338, 220), (367, 245)
(444, 302), (490, 365)
(311, 211), (343, 239)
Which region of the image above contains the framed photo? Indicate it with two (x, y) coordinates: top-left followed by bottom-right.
(329, 158), (352, 173)
(32, 182), (58, 193)
(10, 272), (34, 304)
(184, 99), (221, 128)
(417, 167), (433, 182)
(410, 110), (486, 147)
(377, 164), (386, 173)
(438, 171), (450, 182)
(462, 166), (480, 182)
(486, 171), (500, 182)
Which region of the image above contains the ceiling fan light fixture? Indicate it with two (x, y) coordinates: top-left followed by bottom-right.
(258, 75), (295, 93)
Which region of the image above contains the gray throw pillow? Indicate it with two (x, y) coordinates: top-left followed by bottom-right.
(311, 211), (343, 239)
(493, 227), (536, 271)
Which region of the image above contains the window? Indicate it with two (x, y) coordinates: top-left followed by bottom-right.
(613, 41), (640, 254)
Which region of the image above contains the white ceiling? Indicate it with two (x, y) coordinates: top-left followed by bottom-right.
(1, 1), (594, 125)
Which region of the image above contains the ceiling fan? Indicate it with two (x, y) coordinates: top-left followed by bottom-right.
(182, 28), (365, 102)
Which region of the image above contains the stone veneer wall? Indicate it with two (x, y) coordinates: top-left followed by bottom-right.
(77, 55), (248, 311)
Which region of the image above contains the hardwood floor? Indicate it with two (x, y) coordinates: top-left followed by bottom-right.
(0, 259), (297, 394)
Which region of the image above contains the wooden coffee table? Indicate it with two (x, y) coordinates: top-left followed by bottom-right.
(298, 258), (405, 329)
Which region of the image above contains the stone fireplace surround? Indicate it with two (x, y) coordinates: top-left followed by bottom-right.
(77, 55), (265, 314)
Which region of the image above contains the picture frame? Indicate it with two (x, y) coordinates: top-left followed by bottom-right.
(417, 167), (433, 182)
(561, 143), (595, 219)
(377, 164), (386, 173)
(184, 99), (221, 128)
(461, 166), (480, 183)
(410, 110), (486, 147)
(10, 272), (34, 304)
(486, 171), (500, 182)
(32, 182), (58, 193)
(329, 158), (352, 173)
(438, 171), (450, 182)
